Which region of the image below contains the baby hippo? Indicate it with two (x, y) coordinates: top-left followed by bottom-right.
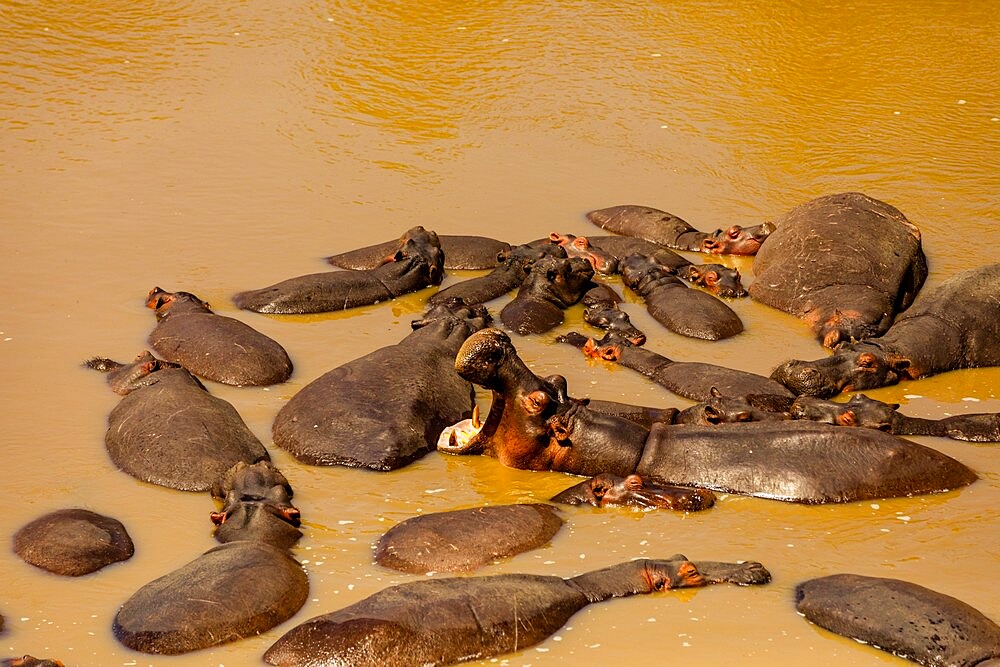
(551, 473), (716, 512)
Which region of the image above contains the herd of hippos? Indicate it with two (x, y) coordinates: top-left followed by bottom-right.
(5, 191), (1000, 667)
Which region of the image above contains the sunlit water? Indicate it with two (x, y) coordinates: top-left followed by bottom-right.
(1, 1), (998, 665)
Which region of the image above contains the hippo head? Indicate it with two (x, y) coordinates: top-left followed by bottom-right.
(521, 255), (596, 308)
(210, 461), (302, 549)
(145, 287), (213, 319)
(551, 473), (716, 512)
(548, 232), (619, 275)
(699, 221), (776, 255)
(771, 346), (913, 398)
(790, 394), (898, 430)
(411, 297), (492, 340)
(675, 388), (757, 425)
(583, 305), (646, 346)
(675, 263), (748, 298)
(85, 350), (198, 396)
(392, 226), (445, 286)
(619, 253), (678, 293)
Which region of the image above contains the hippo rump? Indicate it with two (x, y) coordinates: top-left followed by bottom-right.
(271, 299), (491, 470)
(772, 262), (1000, 397)
(327, 232), (510, 271)
(750, 192), (928, 347)
(264, 557), (771, 667)
(13, 509), (134, 576)
(796, 574), (1000, 667)
(86, 352), (269, 491)
(146, 287), (292, 386)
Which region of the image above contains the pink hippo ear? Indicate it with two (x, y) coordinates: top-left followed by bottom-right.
(702, 270), (720, 287)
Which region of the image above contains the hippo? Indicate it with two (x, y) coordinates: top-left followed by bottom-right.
(427, 242), (566, 308)
(558, 331), (793, 401)
(796, 574), (1000, 667)
(86, 352), (269, 491)
(373, 504), (564, 574)
(546, 232), (619, 274)
(447, 329), (977, 503)
(580, 282), (647, 345)
(113, 540), (308, 655)
(13, 509), (134, 576)
(145, 287), (292, 386)
(263, 556), (771, 667)
(499, 255), (595, 335)
(327, 232), (510, 271)
(620, 253), (744, 340)
(2, 658), (65, 667)
(234, 225), (444, 314)
(272, 298), (491, 470)
(772, 262), (1000, 397)
(550, 473), (716, 511)
(750, 192), (928, 347)
(674, 387), (789, 425)
(586, 204), (774, 254)
(210, 461), (303, 549)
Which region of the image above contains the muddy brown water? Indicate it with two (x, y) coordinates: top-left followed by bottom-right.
(1, 2), (998, 665)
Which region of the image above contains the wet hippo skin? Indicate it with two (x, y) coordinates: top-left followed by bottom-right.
(13, 509), (134, 576)
(327, 232), (510, 271)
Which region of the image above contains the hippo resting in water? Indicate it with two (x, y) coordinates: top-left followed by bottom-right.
(772, 262), (1000, 397)
(146, 287), (292, 386)
(586, 204), (774, 254)
(327, 232), (511, 271)
(750, 192), (927, 348)
(272, 298), (491, 470)
(427, 242), (566, 308)
(500, 255), (595, 335)
(551, 473), (716, 512)
(443, 329), (976, 504)
(13, 509), (134, 576)
(210, 461), (303, 550)
(234, 226), (444, 314)
(796, 574), (1000, 667)
(86, 352), (269, 491)
(264, 556), (771, 667)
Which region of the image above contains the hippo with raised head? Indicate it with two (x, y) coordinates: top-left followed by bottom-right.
(546, 232), (619, 274)
(373, 503), (564, 574)
(587, 204), (774, 254)
(263, 556), (771, 667)
(750, 192), (928, 347)
(551, 473), (716, 511)
(272, 298), (491, 470)
(620, 253), (743, 340)
(210, 460), (303, 550)
(146, 287), (292, 386)
(13, 509), (134, 576)
(327, 232), (510, 271)
(772, 262), (1000, 397)
(500, 255), (595, 335)
(234, 225), (444, 314)
(796, 574), (1000, 667)
(427, 242), (566, 308)
(86, 352), (269, 491)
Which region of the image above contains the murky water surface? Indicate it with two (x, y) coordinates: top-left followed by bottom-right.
(1, 1), (998, 665)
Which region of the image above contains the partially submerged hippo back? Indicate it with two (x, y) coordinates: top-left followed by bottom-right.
(586, 205), (773, 254)
(374, 504), (564, 574)
(146, 287), (292, 386)
(750, 192), (927, 347)
(796, 574), (1000, 666)
(327, 233), (510, 271)
(13, 509), (134, 576)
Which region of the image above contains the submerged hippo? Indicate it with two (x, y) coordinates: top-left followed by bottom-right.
(263, 556), (771, 667)
(750, 192), (928, 347)
(272, 298), (491, 470)
(796, 574), (1000, 667)
(113, 541), (308, 655)
(86, 352), (269, 491)
(546, 232), (619, 274)
(447, 329), (976, 503)
(500, 255), (595, 335)
(580, 282), (646, 345)
(620, 253), (743, 340)
(146, 287), (292, 386)
(13, 509), (134, 576)
(427, 242), (566, 308)
(374, 504), (564, 574)
(234, 225), (444, 314)
(550, 473), (716, 511)
(2, 658), (65, 667)
(586, 204), (774, 254)
(772, 262), (1000, 397)
(210, 461), (303, 550)
(327, 232), (510, 271)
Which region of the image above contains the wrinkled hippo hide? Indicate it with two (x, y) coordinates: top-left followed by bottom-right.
(13, 509), (134, 576)
(796, 574), (1000, 667)
(113, 541), (308, 655)
(264, 557), (770, 667)
(586, 205), (774, 254)
(146, 287), (292, 386)
(327, 233), (510, 271)
(750, 192), (927, 347)
(87, 352), (269, 491)
(272, 299), (491, 470)
(772, 262), (1000, 397)
(637, 421), (977, 504)
(373, 504), (564, 574)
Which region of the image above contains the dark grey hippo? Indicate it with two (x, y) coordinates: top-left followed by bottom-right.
(13, 509), (133, 576)
(499, 255), (595, 335)
(86, 352), (269, 491)
(373, 503), (564, 574)
(113, 541), (308, 655)
(427, 242), (566, 308)
(263, 556), (771, 666)
(796, 574), (1000, 666)
(2, 658), (65, 667)
(271, 298), (491, 470)
(550, 473), (716, 512)
(210, 460), (303, 550)
(327, 232), (510, 271)
(750, 192), (928, 347)
(145, 287), (292, 386)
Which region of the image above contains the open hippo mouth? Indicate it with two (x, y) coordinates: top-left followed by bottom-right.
(437, 405), (484, 452)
